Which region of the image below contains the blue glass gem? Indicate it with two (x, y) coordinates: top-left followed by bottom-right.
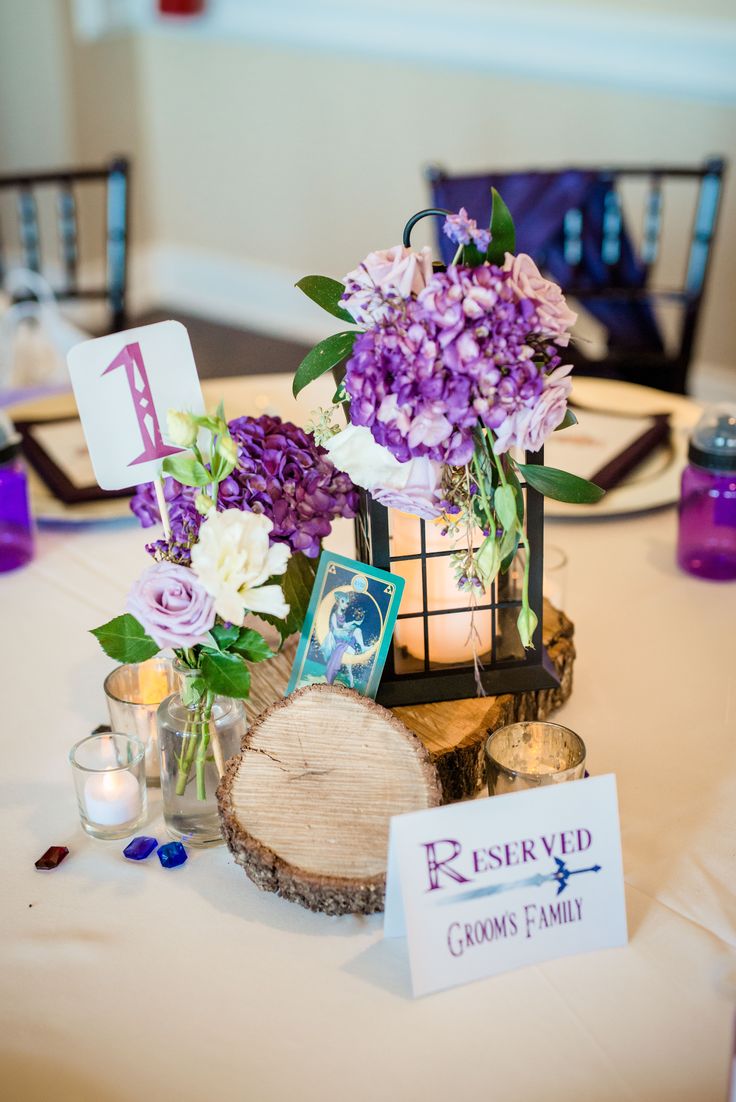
(123, 836), (158, 861)
(157, 841), (188, 869)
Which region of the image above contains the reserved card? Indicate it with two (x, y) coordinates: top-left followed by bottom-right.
(67, 320), (204, 490)
(286, 551), (405, 699)
(384, 774), (627, 997)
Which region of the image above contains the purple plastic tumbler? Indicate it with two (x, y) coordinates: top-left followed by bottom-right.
(0, 414), (34, 573)
(677, 406), (736, 581)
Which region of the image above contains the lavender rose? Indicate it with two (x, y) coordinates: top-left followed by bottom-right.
(493, 364), (573, 454)
(127, 562), (216, 651)
(342, 244), (433, 326)
(502, 253), (577, 346)
(372, 455), (443, 520)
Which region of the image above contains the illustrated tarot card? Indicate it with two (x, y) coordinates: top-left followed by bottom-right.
(286, 551), (405, 699)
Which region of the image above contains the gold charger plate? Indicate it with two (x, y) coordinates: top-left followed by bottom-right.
(545, 378), (702, 519)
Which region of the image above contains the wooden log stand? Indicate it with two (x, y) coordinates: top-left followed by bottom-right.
(219, 601), (575, 914)
(218, 683), (441, 915)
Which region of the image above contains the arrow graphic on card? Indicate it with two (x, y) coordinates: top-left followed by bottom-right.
(438, 858), (602, 905)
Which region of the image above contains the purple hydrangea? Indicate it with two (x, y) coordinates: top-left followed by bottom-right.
(129, 415), (359, 561)
(344, 264), (560, 466)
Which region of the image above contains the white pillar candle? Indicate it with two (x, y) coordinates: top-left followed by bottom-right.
(84, 770), (141, 826)
(390, 511), (493, 665)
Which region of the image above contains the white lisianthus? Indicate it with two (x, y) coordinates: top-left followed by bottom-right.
(190, 510), (290, 625)
(167, 409), (198, 448)
(323, 424), (404, 488)
(323, 424), (443, 520)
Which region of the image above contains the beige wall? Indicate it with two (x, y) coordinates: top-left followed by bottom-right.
(0, 0), (75, 171)
(1, 1), (734, 372)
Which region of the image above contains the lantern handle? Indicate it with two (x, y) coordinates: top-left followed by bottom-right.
(402, 208), (451, 249)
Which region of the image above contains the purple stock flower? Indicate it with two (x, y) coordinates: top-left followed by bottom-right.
(443, 208), (491, 252)
(129, 415), (359, 562)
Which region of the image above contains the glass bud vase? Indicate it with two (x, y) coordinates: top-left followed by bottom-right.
(157, 664), (247, 846)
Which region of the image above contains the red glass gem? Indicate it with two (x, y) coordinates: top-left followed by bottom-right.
(158, 0), (204, 14)
(35, 846), (69, 870)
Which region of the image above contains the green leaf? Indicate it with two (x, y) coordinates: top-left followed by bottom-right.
(554, 408), (578, 432)
(210, 624), (240, 650)
(461, 242), (487, 268)
(180, 674), (206, 708)
(499, 527), (520, 571)
(256, 551), (319, 646)
(293, 331), (357, 398)
(506, 462), (525, 526)
(486, 188), (516, 266)
(516, 462), (605, 504)
(193, 414), (226, 434)
(494, 484), (517, 532)
(333, 381), (348, 404)
(91, 614), (159, 664)
(162, 454), (211, 487)
(200, 650), (251, 699)
(296, 276), (355, 324)
(230, 628), (274, 663)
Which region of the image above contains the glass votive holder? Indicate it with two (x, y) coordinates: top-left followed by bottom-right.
(543, 544), (568, 611)
(104, 658), (178, 785)
(485, 721), (586, 796)
(69, 732), (147, 840)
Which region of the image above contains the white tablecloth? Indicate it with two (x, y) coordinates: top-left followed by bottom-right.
(2, 377), (735, 1102)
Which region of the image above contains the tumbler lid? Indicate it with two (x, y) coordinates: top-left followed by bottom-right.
(688, 405), (736, 471)
(0, 411), (21, 465)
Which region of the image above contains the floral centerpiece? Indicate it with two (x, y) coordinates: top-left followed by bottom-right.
(294, 192), (602, 668)
(91, 406), (358, 829)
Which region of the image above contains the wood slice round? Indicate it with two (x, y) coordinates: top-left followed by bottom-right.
(218, 683), (442, 915)
(245, 600), (575, 806)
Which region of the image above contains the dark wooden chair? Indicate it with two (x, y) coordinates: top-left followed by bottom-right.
(0, 156), (130, 333)
(428, 158), (726, 394)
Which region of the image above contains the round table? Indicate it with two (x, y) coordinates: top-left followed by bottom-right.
(1, 375), (733, 1101)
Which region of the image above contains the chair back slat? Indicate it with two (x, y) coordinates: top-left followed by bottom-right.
(106, 159), (129, 331)
(601, 188), (622, 266)
(685, 168), (722, 295)
(562, 207), (583, 267)
(17, 187), (41, 272)
(57, 184), (79, 289)
(641, 176), (663, 267)
(0, 158), (130, 333)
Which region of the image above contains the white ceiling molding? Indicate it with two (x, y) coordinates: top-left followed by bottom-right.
(71, 0), (736, 103)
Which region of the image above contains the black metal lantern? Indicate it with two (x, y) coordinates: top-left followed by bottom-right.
(344, 206), (561, 707)
(355, 451), (559, 708)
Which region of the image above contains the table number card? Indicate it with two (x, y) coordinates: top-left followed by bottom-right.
(384, 774), (627, 997)
(67, 320), (205, 490)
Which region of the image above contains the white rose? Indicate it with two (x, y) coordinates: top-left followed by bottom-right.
(190, 510), (290, 625)
(167, 409), (198, 448)
(342, 245), (434, 326)
(323, 424), (404, 489)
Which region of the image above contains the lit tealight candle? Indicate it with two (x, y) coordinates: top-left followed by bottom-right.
(390, 511), (493, 666)
(84, 769), (141, 826)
